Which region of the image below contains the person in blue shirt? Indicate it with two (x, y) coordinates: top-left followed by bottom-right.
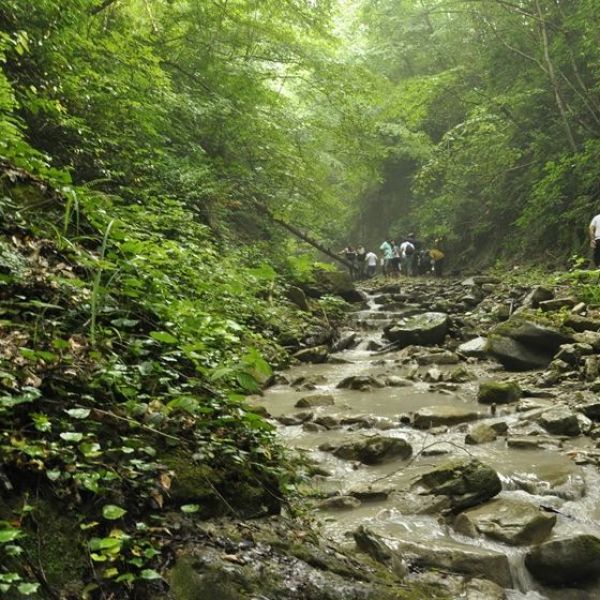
(379, 239), (393, 277)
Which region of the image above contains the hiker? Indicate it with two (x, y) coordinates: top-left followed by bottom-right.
(390, 240), (401, 277)
(338, 245), (357, 278)
(413, 248), (430, 275)
(590, 213), (600, 267)
(356, 245), (366, 279)
(430, 239), (445, 277)
(399, 237), (416, 276)
(379, 239), (394, 277)
(365, 250), (378, 278)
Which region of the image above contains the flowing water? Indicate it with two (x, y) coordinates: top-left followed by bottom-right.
(260, 287), (600, 599)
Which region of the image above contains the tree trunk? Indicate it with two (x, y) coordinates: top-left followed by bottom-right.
(534, 0), (578, 153)
(256, 206), (353, 270)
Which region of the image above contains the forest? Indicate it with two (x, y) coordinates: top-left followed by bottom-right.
(2, 0), (600, 598)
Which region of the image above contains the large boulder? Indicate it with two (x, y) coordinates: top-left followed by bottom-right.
(354, 527), (511, 588)
(285, 286), (310, 311)
(454, 498), (556, 545)
(564, 315), (600, 333)
(457, 337), (488, 359)
(496, 319), (574, 349)
(465, 423), (497, 445)
(538, 407), (581, 436)
(414, 458), (502, 512)
(487, 318), (574, 371)
(525, 535), (600, 586)
(383, 312), (449, 347)
(486, 335), (551, 371)
(295, 394), (335, 408)
(413, 406), (480, 429)
(522, 285), (554, 309)
(313, 269), (365, 303)
(332, 435), (412, 465)
(477, 380), (522, 404)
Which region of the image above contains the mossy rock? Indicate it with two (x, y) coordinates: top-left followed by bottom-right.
(525, 534), (600, 586)
(18, 498), (87, 596)
(418, 458), (502, 512)
(162, 450), (281, 518)
(477, 381), (522, 404)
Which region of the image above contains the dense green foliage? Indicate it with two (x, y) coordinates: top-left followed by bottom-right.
(2, 0), (600, 596)
(349, 0), (600, 265)
(0, 1), (374, 596)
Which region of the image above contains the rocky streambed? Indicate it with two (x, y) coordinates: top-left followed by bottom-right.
(258, 276), (600, 600)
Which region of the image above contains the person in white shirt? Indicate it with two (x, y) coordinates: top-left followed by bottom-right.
(399, 239), (415, 275)
(365, 251), (378, 278)
(590, 213), (600, 267)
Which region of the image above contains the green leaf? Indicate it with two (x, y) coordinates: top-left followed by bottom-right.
(0, 527), (22, 543)
(65, 408), (91, 419)
(17, 582), (40, 595)
(140, 569), (162, 580)
(60, 432), (84, 442)
(89, 536), (123, 551)
(247, 263), (277, 281)
(149, 331), (178, 344)
(236, 372), (259, 392)
(102, 505), (127, 520)
(180, 504), (200, 513)
(46, 469), (61, 481)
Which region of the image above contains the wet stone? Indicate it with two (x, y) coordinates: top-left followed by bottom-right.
(383, 312), (449, 347)
(331, 435), (412, 465)
(577, 400), (600, 420)
(538, 407), (581, 436)
(554, 343), (594, 366)
(383, 375), (412, 387)
(413, 405), (480, 429)
(316, 495), (361, 511)
(313, 415), (341, 429)
(366, 532), (512, 588)
(522, 285), (554, 309)
(294, 394), (335, 408)
(293, 345), (329, 363)
(348, 485), (395, 502)
(539, 297), (577, 312)
(414, 458), (502, 512)
(506, 435), (561, 450)
(525, 534), (600, 586)
(465, 423), (497, 445)
(303, 422), (327, 433)
(416, 350), (460, 365)
(454, 497), (556, 545)
(457, 336), (488, 358)
(336, 375), (384, 390)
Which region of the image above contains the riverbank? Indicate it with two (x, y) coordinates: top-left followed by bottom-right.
(257, 273), (600, 600)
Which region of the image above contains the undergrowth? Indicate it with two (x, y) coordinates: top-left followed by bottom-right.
(0, 164), (341, 598)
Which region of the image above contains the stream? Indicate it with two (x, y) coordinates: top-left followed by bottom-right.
(259, 279), (600, 600)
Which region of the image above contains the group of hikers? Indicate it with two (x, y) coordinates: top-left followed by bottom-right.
(339, 234), (445, 280)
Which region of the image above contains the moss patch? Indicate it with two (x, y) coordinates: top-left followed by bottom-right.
(478, 380), (522, 404)
(19, 498), (87, 594)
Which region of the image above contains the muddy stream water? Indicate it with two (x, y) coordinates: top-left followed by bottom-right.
(259, 283), (600, 600)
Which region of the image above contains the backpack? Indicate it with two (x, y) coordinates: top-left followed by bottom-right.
(404, 242), (415, 256)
